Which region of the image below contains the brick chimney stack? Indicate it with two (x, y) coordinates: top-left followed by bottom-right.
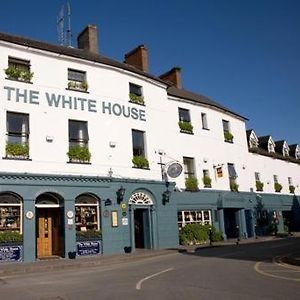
(77, 25), (99, 54)
(124, 45), (148, 72)
(159, 67), (182, 89)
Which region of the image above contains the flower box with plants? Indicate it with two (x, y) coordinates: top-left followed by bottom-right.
(6, 143), (29, 159)
(0, 231), (23, 245)
(202, 175), (212, 188)
(76, 229), (102, 242)
(289, 185), (295, 194)
(224, 131), (234, 143)
(255, 180), (264, 192)
(274, 182), (283, 193)
(4, 66), (33, 82)
(230, 181), (239, 192)
(185, 176), (199, 192)
(129, 93), (145, 105)
(132, 155), (149, 169)
(67, 145), (91, 163)
(68, 80), (89, 92)
(178, 121), (193, 134)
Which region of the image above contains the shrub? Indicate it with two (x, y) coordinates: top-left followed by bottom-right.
(129, 93), (144, 105)
(67, 145), (91, 163)
(6, 143), (29, 158)
(230, 181), (239, 192)
(185, 176), (199, 191)
(210, 227), (224, 242)
(76, 229), (102, 241)
(289, 185), (295, 194)
(20, 70), (34, 82)
(274, 182), (282, 193)
(203, 175), (212, 188)
(224, 131), (234, 142)
(5, 66), (21, 79)
(0, 231), (23, 243)
(178, 121), (193, 133)
(132, 155), (149, 169)
(256, 181), (264, 192)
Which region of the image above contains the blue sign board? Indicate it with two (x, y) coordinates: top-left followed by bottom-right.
(77, 241), (102, 256)
(0, 245), (23, 262)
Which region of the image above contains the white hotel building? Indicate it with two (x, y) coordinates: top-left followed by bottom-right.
(0, 25), (299, 262)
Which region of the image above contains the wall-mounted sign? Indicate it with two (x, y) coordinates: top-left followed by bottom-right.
(0, 245), (23, 262)
(167, 162), (183, 178)
(66, 210), (74, 219)
(103, 210), (109, 218)
(122, 217), (128, 226)
(121, 203), (127, 211)
(111, 211), (118, 227)
(77, 241), (102, 256)
(26, 211), (34, 220)
(216, 167), (223, 178)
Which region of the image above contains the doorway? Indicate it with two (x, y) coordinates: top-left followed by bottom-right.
(36, 208), (63, 258)
(134, 208), (151, 249)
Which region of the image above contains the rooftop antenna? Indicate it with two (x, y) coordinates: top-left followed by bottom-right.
(57, 2), (72, 47)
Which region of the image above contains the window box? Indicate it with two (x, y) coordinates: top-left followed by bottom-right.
(68, 80), (89, 92)
(230, 182), (239, 192)
(0, 231), (23, 244)
(132, 155), (149, 169)
(67, 145), (91, 163)
(202, 175), (212, 188)
(76, 230), (102, 242)
(256, 181), (264, 192)
(178, 121), (193, 134)
(5, 143), (29, 159)
(5, 67), (34, 82)
(224, 131), (234, 143)
(289, 185), (295, 194)
(129, 93), (144, 105)
(274, 182), (282, 193)
(185, 176), (199, 192)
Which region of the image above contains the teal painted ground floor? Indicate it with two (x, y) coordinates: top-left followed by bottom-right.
(0, 173), (299, 263)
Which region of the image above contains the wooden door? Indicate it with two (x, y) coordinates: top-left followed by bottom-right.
(37, 209), (53, 258)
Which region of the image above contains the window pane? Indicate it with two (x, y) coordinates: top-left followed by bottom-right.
(201, 113), (208, 129)
(7, 112), (29, 134)
(68, 69), (85, 82)
(69, 120), (89, 141)
(129, 83), (142, 96)
(132, 129), (145, 156)
(228, 163), (237, 178)
(183, 157), (194, 177)
(273, 175), (278, 183)
(255, 172), (260, 181)
(178, 108), (191, 122)
(222, 120), (229, 132)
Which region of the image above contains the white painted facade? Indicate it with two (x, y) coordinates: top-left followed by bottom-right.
(0, 33), (299, 196)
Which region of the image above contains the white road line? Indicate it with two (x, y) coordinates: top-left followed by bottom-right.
(136, 267), (174, 290)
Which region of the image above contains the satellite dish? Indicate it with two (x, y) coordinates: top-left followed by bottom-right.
(167, 162), (183, 178)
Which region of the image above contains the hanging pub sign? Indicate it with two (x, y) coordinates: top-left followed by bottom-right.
(0, 245), (23, 262)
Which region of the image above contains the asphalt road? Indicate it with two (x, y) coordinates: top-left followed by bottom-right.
(1, 237), (300, 300)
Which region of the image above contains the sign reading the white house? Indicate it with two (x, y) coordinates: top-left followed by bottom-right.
(3, 86), (146, 121)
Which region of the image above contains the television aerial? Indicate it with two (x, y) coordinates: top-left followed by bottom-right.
(57, 2), (72, 47)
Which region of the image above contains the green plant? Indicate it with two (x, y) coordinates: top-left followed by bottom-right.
(4, 66), (21, 79)
(20, 70), (34, 82)
(129, 93), (145, 105)
(256, 180), (264, 192)
(185, 176), (199, 191)
(67, 145), (91, 162)
(132, 155), (149, 169)
(289, 185), (295, 194)
(274, 182), (282, 193)
(224, 131), (234, 142)
(202, 175), (212, 188)
(6, 143), (29, 157)
(0, 231), (23, 243)
(76, 229), (102, 241)
(230, 181), (239, 192)
(80, 80), (89, 91)
(178, 121), (193, 133)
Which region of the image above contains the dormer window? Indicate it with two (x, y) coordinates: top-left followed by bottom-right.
(283, 143), (289, 157)
(296, 147), (300, 159)
(268, 139), (275, 153)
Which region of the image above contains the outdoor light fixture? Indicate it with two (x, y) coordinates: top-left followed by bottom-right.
(116, 186), (126, 204)
(162, 190), (171, 205)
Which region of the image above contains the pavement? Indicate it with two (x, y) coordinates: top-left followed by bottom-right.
(1, 234), (299, 276)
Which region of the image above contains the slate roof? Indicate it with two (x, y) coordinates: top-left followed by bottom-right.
(0, 31), (247, 120)
(258, 135), (272, 150)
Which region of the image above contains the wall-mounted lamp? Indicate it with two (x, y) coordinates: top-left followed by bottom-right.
(162, 190), (171, 205)
(104, 199), (112, 206)
(116, 186), (126, 204)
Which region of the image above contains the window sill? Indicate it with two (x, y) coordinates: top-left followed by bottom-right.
(2, 156), (32, 161)
(203, 185), (212, 188)
(132, 166), (150, 170)
(66, 88), (89, 94)
(67, 161), (91, 165)
(129, 100), (145, 106)
(202, 127), (210, 131)
(224, 140), (234, 144)
(180, 130), (194, 135)
(5, 77), (33, 84)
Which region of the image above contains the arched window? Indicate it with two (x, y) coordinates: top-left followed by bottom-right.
(75, 194), (100, 232)
(0, 193), (22, 233)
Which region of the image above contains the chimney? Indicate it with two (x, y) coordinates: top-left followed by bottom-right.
(124, 45), (148, 72)
(159, 67), (182, 89)
(77, 25), (99, 54)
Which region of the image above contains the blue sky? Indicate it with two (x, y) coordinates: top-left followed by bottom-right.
(0, 0), (299, 145)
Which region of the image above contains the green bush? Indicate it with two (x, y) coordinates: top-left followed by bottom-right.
(289, 185), (295, 194)
(4, 67), (33, 82)
(76, 229), (102, 241)
(6, 143), (29, 157)
(129, 93), (145, 105)
(224, 131), (234, 142)
(230, 181), (239, 192)
(0, 231), (23, 243)
(203, 175), (212, 187)
(178, 121), (193, 133)
(256, 181), (264, 192)
(132, 155), (149, 169)
(185, 176), (199, 191)
(67, 145), (91, 162)
(274, 182), (282, 193)
(179, 224), (223, 245)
